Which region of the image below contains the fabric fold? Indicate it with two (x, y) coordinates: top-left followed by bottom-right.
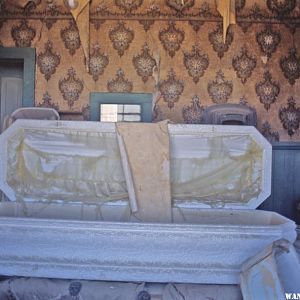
(116, 121), (172, 223)
(69, 0), (90, 71)
(216, 0), (236, 43)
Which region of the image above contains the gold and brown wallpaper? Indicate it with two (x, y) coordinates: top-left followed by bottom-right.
(0, 0), (300, 141)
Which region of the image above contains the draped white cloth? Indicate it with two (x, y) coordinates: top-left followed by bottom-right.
(68, 0), (90, 71)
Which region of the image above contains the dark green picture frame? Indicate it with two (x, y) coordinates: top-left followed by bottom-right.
(90, 92), (153, 122)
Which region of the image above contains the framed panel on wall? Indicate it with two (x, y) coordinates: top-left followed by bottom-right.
(90, 92), (153, 122)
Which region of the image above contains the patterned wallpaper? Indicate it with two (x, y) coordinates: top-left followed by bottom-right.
(0, 0), (300, 141)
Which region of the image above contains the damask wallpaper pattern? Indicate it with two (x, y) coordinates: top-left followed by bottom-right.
(60, 21), (81, 56)
(255, 71), (280, 111)
(159, 21), (185, 57)
(232, 46), (256, 84)
(88, 44), (109, 82)
(0, 0), (300, 141)
(208, 70), (233, 104)
(182, 95), (205, 124)
(107, 68), (133, 93)
(109, 21), (134, 56)
(37, 40), (61, 81)
(183, 44), (209, 84)
(256, 25), (281, 59)
(132, 43), (156, 83)
(59, 67), (84, 107)
(11, 20), (36, 47)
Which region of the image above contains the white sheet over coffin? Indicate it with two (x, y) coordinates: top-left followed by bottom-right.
(0, 121), (271, 210)
(0, 120), (295, 285)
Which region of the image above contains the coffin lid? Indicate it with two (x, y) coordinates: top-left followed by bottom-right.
(0, 120), (272, 210)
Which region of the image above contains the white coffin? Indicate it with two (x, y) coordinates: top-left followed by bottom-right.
(0, 120), (297, 284)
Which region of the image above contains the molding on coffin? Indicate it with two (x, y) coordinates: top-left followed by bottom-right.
(0, 215), (296, 284)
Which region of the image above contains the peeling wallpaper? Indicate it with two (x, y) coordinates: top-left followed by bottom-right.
(0, 0), (300, 141)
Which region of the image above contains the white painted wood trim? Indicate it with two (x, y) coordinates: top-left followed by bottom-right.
(0, 215), (296, 284)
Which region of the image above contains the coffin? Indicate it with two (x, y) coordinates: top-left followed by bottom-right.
(0, 120), (296, 284)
